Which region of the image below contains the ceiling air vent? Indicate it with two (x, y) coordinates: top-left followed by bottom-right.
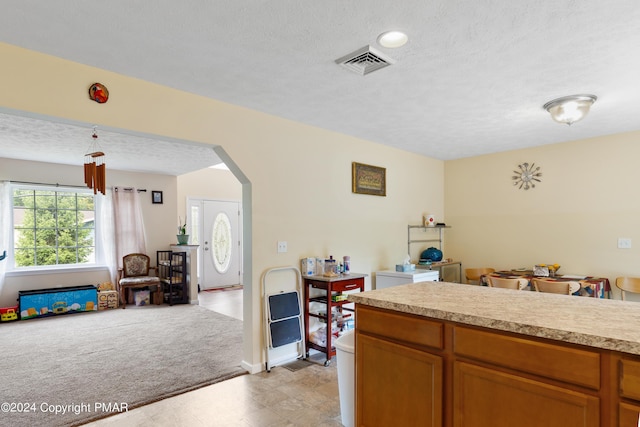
(335, 45), (396, 76)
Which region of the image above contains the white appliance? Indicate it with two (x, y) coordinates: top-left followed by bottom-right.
(375, 269), (439, 289)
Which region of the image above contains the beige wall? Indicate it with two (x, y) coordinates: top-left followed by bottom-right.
(445, 131), (640, 300)
(5, 41), (635, 371)
(177, 167), (242, 216)
(0, 43), (444, 372)
(0, 160), (244, 307)
(0, 157), (177, 306)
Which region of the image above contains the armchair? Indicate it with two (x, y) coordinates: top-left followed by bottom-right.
(117, 253), (162, 308)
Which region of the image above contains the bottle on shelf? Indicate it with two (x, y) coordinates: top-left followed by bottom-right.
(343, 256), (350, 274)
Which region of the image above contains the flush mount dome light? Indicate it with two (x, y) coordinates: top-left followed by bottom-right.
(543, 94), (597, 125)
(377, 31), (408, 48)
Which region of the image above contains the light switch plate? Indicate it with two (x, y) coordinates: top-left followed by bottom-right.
(618, 238), (632, 249)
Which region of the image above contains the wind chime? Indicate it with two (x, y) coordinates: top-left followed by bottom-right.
(84, 126), (106, 195)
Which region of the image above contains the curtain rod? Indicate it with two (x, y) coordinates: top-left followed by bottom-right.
(10, 181), (147, 192)
(114, 187), (147, 193)
(10, 180), (87, 189)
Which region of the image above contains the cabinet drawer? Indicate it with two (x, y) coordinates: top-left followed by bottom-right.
(331, 279), (363, 292)
(356, 305), (443, 350)
(306, 278), (363, 292)
(620, 358), (640, 401)
(454, 326), (600, 389)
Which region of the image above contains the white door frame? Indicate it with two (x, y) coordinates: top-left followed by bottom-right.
(187, 197), (243, 291)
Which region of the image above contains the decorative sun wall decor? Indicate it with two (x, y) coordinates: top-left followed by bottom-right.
(512, 162), (542, 190)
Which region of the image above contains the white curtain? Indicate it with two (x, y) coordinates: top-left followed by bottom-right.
(100, 189), (117, 284)
(112, 187), (147, 269)
(0, 182), (10, 293)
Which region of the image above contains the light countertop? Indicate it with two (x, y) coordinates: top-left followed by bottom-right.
(348, 281), (640, 356)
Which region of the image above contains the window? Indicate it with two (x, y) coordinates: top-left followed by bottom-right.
(212, 212), (232, 273)
(12, 185), (97, 269)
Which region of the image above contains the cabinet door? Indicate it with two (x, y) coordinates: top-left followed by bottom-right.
(453, 361), (599, 427)
(356, 333), (442, 427)
(620, 357), (640, 426)
(620, 358), (640, 401)
(620, 402), (640, 426)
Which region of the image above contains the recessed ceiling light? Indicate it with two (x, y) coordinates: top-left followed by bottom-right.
(377, 31), (408, 48)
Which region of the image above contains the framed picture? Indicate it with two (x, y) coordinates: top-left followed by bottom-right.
(152, 191), (163, 204)
(352, 162), (386, 196)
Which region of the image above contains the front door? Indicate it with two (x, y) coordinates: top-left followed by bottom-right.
(201, 200), (241, 289)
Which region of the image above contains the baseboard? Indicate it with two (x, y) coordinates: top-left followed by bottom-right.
(241, 351), (300, 374)
(241, 360), (262, 374)
(264, 351), (303, 372)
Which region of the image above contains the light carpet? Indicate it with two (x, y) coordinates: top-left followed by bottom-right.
(0, 304), (245, 426)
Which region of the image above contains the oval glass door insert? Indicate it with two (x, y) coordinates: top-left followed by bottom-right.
(211, 212), (232, 273)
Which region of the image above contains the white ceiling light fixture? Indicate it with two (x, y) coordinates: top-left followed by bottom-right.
(543, 94), (597, 125)
(377, 31), (408, 48)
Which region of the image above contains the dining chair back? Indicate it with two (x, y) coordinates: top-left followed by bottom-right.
(465, 267), (495, 285)
(487, 276), (522, 290)
(532, 279), (574, 295)
(615, 277), (640, 301)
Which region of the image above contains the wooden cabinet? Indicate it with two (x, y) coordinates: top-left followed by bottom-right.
(356, 305), (443, 426)
(303, 274), (365, 365)
(619, 358), (640, 426)
(453, 326), (600, 390)
(354, 304), (639, 427)
(453, 361), (599, 427)
(358, 333), (443, 426)
(452, 325), (600, 427)
(619, 402), (640, 427)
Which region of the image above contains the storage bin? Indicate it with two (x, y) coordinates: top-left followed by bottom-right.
(98, 290), (119, 310)
(0, 305), (18, 322)
(336, 330), (355, 427)
(134, 290), (150, 306)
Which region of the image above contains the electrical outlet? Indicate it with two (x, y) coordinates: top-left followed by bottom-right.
(618, 238), (632, 249)
(277, 241), (287, 253)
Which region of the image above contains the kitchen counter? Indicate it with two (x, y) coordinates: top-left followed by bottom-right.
(349, 281), (640, 356)
(351, 281), (640, 426)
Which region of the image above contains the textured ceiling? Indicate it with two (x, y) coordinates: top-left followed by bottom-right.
(0, 110), (221, 176)
(0, 0), (639, 174)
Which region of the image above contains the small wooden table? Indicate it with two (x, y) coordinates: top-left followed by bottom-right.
(303, 273), (366, 365)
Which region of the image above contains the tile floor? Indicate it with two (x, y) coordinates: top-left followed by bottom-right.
(82, 288), (345, 427)
(197, 286), (244, 321)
